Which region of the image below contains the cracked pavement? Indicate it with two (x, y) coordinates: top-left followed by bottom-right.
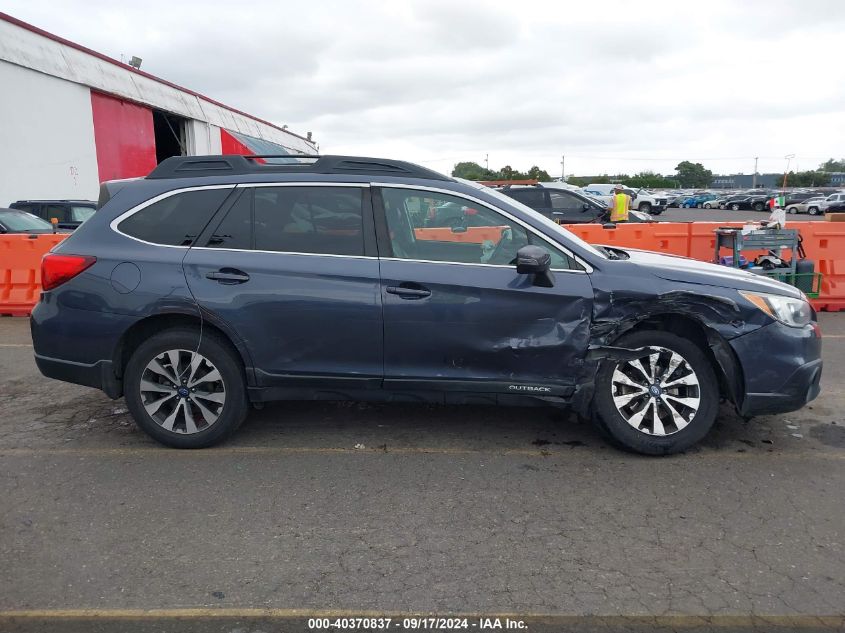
(0, 315), (843, 632)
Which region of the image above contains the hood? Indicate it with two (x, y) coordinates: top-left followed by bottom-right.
(615, 248), (804, 298)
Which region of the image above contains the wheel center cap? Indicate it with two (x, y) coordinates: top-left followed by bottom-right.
(649, 384), (662, 397)
(177, 387), (190, 398)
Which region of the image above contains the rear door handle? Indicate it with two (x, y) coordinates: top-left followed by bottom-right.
(386, 284), (431, 299)
(205, 268), (250, 284)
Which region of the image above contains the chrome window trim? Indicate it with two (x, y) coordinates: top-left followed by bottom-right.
(237, 182), (370, 189)
(190, 246), (377, 261)
(109, 181), (591, 274)
(110, 183), (371, 248)
(379, 257), (585, 274)
(373, 182), (593, 273)
(187, 247), (578, 273)
(109, 184), (236, 249)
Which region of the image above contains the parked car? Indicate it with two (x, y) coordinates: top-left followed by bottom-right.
(723, 193), (773, 212)
(826, 200), (845, 213)
(498, 185), (653, 224)
(785, 197), (827, 215)
(702, 197), (726, 209)
(784, 192), (821, 207)
(31, 154), (822, 455)
(667, 193), (690, 208)
(822, 192), (845, 212)
(8, 199), (96, 230)
(680, 193), (718, 208)
(0, 208), (63, 234)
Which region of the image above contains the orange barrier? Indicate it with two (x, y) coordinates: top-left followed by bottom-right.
(4, 224), (845, 315)
(563, 221), (845, 312)
(797, 222), (845, 311)
(0, 234), (69, 316)
(414, 226), (510, 243)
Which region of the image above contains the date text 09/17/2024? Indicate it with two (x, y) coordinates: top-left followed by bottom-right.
(307, 617), (527, 630)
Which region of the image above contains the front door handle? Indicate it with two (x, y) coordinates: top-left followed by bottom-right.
(386, 284), (431, 299)
(205, 268), (250, 284)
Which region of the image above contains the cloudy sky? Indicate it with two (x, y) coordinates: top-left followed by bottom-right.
(3, 0), (843, 177)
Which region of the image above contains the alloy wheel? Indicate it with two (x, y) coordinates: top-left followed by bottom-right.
(139, 349), (226, 434)
(610, 347), (700, 436)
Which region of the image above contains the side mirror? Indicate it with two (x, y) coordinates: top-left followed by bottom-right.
(450, 225), (467, 233)
(516, 245), (554, 287)
(581, 202), (591, 212)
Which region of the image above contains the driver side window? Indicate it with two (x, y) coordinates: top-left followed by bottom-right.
(380, 188), (580, 270)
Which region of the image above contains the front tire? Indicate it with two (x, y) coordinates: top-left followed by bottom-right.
(730, 203), (740, 211)
(592, 331), (719, 455)
(124, 328), (248, 448)
(638, 202), (652, 213)
(753, 202), (765, 212)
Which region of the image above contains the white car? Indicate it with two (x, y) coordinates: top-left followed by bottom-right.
(583, 184), (668, 215)
(821, 192), (845, 213)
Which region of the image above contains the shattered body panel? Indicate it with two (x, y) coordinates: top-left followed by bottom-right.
(574, 249), (819, 417)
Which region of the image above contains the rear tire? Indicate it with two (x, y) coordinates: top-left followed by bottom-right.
(704, 203), (713, 209)
(808, 206), (819, 216)
(124, 328), (248, 448)
(787, 206), (797, 214)
(592, 331), (719, 455)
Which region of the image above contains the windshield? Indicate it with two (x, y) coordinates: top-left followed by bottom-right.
(0, 211), (53, 231)
(71, 206), (96, 222)
(456, 178), (607, 260)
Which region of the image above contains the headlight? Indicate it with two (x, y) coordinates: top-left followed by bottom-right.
(740, 291), (812, 327)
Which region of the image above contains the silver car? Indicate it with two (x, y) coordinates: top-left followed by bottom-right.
(786, 197), (827, 215)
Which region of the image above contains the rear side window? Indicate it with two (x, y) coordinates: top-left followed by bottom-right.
(70, 206), (96, 223)
(253, 187), (365, 256)
(44, 205), (69, 223)
(118, 188), (231, 246)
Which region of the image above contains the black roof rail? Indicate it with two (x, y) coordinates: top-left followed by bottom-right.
(146, 154), (452, 181)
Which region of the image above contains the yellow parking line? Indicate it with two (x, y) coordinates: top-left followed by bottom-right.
(0, 610), (842, 627)
(0, 445), (842, 459)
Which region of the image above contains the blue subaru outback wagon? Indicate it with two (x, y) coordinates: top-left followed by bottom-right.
(31, 155), (822, 454)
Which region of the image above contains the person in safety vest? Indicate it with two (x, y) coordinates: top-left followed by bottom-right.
(609, 184), (630, 222)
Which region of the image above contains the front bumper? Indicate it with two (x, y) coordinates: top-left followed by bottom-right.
(730, 321), (822, 416)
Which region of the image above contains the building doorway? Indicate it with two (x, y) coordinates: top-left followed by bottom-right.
(152, 110), (187, 163)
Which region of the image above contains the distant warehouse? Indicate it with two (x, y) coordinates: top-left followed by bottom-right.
(0, 12), (317, 205)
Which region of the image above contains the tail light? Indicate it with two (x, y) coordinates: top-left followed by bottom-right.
(41, 254), (96, 291)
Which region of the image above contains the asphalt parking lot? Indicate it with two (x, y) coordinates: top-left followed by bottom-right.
(1, 315), (843, 632)
(656, 207), (827, 223)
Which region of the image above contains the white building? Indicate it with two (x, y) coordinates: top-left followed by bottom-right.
(0, 12), (318, 206)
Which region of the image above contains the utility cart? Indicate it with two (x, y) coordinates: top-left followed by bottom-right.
(714, 226), (822, 297)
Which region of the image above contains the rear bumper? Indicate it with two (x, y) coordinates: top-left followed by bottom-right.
(30, 298), (133, 399)
(34, 354), (122, 399)
(730, 321), (822, 416)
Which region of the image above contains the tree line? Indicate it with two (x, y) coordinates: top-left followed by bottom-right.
(452, 158), (845, 188)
